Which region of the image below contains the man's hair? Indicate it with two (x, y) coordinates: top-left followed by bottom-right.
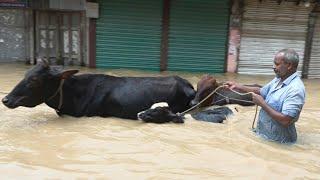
(277, 49), (299, 68)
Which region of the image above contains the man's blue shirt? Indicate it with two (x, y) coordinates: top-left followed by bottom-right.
(257, 72), (305, 143)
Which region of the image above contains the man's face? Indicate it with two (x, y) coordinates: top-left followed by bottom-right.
(273, 54), (291, 79)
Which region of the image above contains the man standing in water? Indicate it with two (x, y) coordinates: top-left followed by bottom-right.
(225, 49), (305, 143)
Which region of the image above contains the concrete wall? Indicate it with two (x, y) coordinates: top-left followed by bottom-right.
(0, 9), (32, 62)
(227, 0), (243, 73)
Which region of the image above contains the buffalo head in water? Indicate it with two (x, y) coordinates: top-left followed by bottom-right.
(190, 75), (257, 107)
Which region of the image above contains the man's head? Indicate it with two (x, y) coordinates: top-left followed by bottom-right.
(273, 49), (299, 79)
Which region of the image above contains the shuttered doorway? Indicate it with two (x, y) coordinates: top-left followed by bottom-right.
(167, 0), (229, 73)
(96, 0), (163, 71)
(238, 0), (312, 75)
(308, 13), (320, 78)
(36, 11), (83, 65)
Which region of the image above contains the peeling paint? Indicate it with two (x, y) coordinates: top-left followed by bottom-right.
(72, 31), (79, 54)
(64, 31), (69, 53)
(0, 9), (26, 61)
(40, 30), (47, 48)
(49, 31), (54, 48)
(16, 33), (22, 39)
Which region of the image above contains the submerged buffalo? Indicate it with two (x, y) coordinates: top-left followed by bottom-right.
(190, 75), (261, 107)
(137, 102), (234, 124)
(2, 60), (196, 119)
(137, 102), (185, 124)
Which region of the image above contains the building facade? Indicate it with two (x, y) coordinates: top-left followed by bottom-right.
(0, 0), (87, 65)
(1, 0), (319, 78)
(230, 0), (320, 78)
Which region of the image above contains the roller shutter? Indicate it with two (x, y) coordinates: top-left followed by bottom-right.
(238, 0), (312, 75)
(96, 0), (162, 71)
(308, 13), (320, 78)
(167, 0), (229, 73)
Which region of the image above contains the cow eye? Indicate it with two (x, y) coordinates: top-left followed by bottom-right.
(30, 76), (41, 83)
(27, 77), (40, 87)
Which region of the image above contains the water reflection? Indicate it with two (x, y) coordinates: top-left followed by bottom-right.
(0, 63), (319, 179)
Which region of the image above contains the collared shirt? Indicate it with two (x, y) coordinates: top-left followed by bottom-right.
(256, 72), (305, 143)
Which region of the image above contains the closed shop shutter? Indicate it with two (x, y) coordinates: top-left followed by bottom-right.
(308, 13), (320, 78)
(96, 0), (162, 71)
(238, 0), (312, 75)
(0, 9), (27, 62)
(167, 0), (229, 73)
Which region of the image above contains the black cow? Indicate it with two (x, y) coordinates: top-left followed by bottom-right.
(137, 102), (184, 124)
(2, 61), (196, 120)
(137, 102), (233, 124)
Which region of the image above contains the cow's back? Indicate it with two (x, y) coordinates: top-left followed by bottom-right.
(61, 74), (195, 119)
(103, 76), (195, 119)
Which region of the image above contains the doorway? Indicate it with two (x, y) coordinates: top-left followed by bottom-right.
(35, 11), (83, 65)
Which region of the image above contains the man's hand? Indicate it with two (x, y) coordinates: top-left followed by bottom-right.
(251, 93), (292, 127)
(224, 81), (238, 90)
(224, 81), (261, 95)
(252, 93), (265, 106)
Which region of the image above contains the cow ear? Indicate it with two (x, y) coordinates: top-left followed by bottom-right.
(60, 70), (79, 79)
(37, 58), (50, 68)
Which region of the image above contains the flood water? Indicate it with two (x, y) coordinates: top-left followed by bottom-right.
(0, 63), (319, 179)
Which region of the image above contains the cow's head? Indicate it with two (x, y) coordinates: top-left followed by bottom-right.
(2, 60), (78, 109)
(190, 75), (219, 107)
(137, 102), (184, 124)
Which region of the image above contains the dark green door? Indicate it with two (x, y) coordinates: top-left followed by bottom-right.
(168, 0), (229, 73)
(96, 0), (163, 71)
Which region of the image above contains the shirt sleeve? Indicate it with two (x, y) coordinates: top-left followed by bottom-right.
(282, 87), (305, 120)
(260, 78), (276, 99)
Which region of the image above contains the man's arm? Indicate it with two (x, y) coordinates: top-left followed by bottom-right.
(252, 93), (292, 127)
(224, 81), (261, 95)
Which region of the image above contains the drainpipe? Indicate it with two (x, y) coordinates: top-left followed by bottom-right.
(88, 18), (96, 68)
(160, 0), (170, 71)
(302, 7), (317, 79)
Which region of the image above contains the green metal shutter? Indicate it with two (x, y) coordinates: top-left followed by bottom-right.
(168, 0), (229, 73)
(96, 0), (163, 71)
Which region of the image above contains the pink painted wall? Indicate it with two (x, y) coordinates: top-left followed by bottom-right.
(227, 27), (241, 73)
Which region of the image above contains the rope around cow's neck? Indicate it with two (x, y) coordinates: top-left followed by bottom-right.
(178, 85), (226, 116)
(1, 81), (64, 112)
(178, 84), (259, 130)
(46, 79), (65, 111)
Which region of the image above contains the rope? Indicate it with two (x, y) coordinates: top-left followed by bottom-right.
(178, 84), (259, 130)
(219, 89), (259, 130)
(252, 105), (258, 130)
(214, 91), (255, 104)
(178, 85), (226, 115)
(225, 88), (259, 129)
(46, 79), (65, 111)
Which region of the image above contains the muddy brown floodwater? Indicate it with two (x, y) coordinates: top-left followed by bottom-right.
(0, 63), (319, 179)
